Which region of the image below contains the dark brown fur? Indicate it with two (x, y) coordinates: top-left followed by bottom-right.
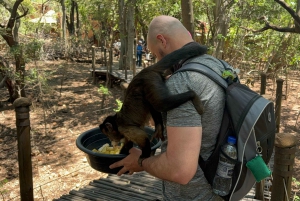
(99, 42), (207, 158)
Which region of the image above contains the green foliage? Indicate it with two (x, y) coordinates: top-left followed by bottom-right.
(293, 177), (300, 201)
(8, 39), (44, 62)
(221, 0), (300, 72)
(0, 178), (8, 195)
(25, 67), (50, 94)
(1, 0), (299, 79)
(114, 99), (123, 112)
(24, 39), (44, 62)
(98, 84), (111, 95)
(293, 177), (300, 187)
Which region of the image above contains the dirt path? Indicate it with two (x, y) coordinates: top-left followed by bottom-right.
(0, 60), (124, 200)
(0, 60), (300, 200)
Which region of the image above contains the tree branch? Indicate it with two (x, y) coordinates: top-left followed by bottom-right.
(241, 16), (298, 33)
(16, 8), (29, 20)
(11, 0), (24, 20)
(275, 0), (300, 25)
(241, 1), (300, 34)
(225, 0), (237, 10)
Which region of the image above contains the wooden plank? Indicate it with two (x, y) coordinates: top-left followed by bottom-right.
(69, 189), (112, 201)
(91, 182), (158, 200)
(90, 180), (160, 200)
(83, 185), (145, 201)
(101, 177), (162, 192)
(82, 185), (145, 201)
(92, 179), (161, 198)
(56, 194), (92, 201)
(75, 187), (123, 201)
(109, 172), (159, 181)
(102, 173), (162, 189)
(109, 175), (162, 189)
(53, 197), (70, 201)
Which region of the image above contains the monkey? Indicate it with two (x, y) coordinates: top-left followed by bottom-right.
(245, 77), (255, 87)
(99, 42), (207, 160)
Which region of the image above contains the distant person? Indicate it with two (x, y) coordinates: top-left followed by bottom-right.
(144, 49), (152, 68)
(136, 40), (143, 67)
(113, 39), (121, 60)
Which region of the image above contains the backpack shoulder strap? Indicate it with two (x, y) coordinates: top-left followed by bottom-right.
(175, 61), (228, 89)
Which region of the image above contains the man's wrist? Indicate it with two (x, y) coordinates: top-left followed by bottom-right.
(138, 156), (146, 167)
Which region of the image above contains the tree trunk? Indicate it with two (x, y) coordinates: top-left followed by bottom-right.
(0, 0), (27, 102)
(61, 0), (67, 49)
(0, 56), (17, 101)
(66, 0), (76, 35)
(135, 7), (148, 43)
(76, 2), (80, 34)
(126, 0), (136, 71)
(118, 0), (126, 70)
(211, 0), (231, 59)
(14, 46), (26, 98)
(181, 0), (194, 38)
(295, 0), (300, 32)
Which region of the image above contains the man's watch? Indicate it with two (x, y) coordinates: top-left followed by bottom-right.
(138, 156), (146, 167)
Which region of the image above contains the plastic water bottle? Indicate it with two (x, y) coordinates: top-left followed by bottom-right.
(212, 136), (237, 196)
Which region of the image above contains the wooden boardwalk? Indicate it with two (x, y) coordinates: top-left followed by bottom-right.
(90, 66), (143, 84)
(57, 144), (274, 201)
(54, 171), (272, 201)
(54, 172), (162, 201)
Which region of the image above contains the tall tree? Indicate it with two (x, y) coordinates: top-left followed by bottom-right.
(0, 0), (29, 102)
(211, 0), (235, 59)
(125, 0), (136, 71)
(61, 0), (67, 49)
(181, 0), (194, 38)
(118, 0), (126, 70)
(66, 0), (79, 35)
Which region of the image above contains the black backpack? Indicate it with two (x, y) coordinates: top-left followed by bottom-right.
(176, 59), (276, 201)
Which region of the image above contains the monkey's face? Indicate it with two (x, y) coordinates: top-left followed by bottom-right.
(99, 115), (123, 144)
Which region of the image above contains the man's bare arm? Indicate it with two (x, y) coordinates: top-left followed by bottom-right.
(143, 126), (202, 184)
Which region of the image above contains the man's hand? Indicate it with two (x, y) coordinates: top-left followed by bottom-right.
(109, 147), (144, 176)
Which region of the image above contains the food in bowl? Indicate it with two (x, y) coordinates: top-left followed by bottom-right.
(76, 127), (161, 174)
(92, 143), (124, 154)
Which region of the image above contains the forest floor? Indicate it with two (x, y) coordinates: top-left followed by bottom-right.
(0, 58), (300, 200)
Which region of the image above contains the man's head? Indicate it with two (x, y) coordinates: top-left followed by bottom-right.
(147, 15), (193, 61)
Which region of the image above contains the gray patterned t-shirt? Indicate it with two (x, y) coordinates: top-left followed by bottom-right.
(161, 54), (225, 201)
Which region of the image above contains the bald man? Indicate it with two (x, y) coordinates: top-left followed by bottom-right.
(110, 16), (225, 201)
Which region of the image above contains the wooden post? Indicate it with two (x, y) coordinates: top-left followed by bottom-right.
(120, 82), (129, 101)
(124, 55), (127, 80)
(109, 47), (113, 74)
(13, 97), (34, 201)
(284, 70), (288, 100)
(255, 180), (265, 200)
(132, 57), (136, 76)
(275, 78), (284, 133)
(271, 133), (296, 201)
(104, 47), (107, 67)
(260, 72), (267, 95)
(92, 46), (96, 85)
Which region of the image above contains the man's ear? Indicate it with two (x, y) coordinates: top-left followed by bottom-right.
(156, 34), (167, 48)
(105, 122), (114, 132)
